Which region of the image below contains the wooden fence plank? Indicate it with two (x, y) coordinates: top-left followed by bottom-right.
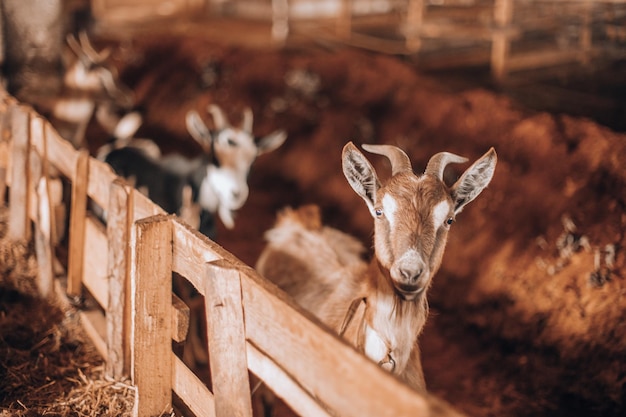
(172, 354), (216, 417)
(87, 157), (117, 211)
(30, 123), (55, 298)
(67, 150), (89, 296)
(82, 215), (109, 307)
(0, 107), (11, 204)
(34, 176), (54, 298)
(172, 293), (190, 343)
(247, 343), (332, 417)
(204, 259), (253, 417)
(42, 121), (78, 179)
(8, 105), (30, 240)
(172, 219), (237, 293)
(80, 309), (108, 359)
(106, 179), (133, 378)
(132, 215), (173, 417)
(132, 188), (165, 221)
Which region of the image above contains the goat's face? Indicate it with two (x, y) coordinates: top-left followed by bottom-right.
(373, 173), (454, 300)
(343, 142), (497, 301)
(187, 106), (287, 229)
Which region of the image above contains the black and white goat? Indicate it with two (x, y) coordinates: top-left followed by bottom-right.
(101, 104), (287, 237)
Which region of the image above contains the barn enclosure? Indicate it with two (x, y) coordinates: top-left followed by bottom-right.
(1, 1), (626, 417)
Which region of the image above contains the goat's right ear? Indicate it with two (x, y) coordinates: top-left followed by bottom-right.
(186, 110), (213, 153)
(450, 147), (497, 215)
(342, 142), (381, 215)
(257, 130), (287, 156)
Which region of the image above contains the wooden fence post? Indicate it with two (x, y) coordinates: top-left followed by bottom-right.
(132, 214), (173, 417)
(0, 107), (11, 205)
(34, 175), (54, 298)
(405, 0), (424, 52)
(106, 179), (133, 379)
(30, 116), (57, 298)
(491, 0), (514, 82)
(66, 149), (89, 297)
(204, 259), (253, 417)
(8, 105), (30, 241)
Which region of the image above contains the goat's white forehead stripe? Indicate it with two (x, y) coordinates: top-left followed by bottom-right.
(432, 200), (450, 226)
(382, 194), (398, 226)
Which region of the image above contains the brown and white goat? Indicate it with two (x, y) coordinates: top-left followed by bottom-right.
(256, 142), (497, 391)
(49, 31), (133, 148)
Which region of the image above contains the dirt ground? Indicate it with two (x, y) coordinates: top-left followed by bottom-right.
(5, 26), (626, 416)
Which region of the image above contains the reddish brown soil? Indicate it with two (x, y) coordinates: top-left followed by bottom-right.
(90, 33), (625, 416)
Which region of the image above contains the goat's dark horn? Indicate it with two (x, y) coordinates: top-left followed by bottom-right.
(362, 144), (412, 176)
(424, 152), (468, 180)
(207, 104), (228, 130)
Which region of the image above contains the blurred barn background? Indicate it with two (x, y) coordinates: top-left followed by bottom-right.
(1, 2), (626, 417)
(1, 0), (626, 130)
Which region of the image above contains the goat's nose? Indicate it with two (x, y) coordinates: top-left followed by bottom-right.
(400, 266), (423, 283)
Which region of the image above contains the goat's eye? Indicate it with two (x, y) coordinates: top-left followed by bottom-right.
(226, 138), (238, 147)
(445, 217), (454, 226)
(375, 208), (383, 217)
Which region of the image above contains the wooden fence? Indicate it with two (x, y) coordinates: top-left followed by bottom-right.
(227, 0), (626, 80)
(0, 91), (463, 417)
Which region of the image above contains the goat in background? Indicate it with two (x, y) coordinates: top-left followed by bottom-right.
(101, 104), (286, 237)
(48, 30), (134, 149)
(257, 142), (496, 392)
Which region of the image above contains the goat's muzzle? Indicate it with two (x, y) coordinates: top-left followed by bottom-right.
(393, 283), (425, 301)
(390, 251), (429, 300)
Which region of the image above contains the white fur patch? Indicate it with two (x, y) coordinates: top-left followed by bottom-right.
(382, 194), (398, 226)
(364, 325), (388, 365)
(200, 165), (248, 229)
(432, 200), (450, 227)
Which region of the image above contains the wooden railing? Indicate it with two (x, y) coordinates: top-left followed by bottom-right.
(0, 91), (463, 417)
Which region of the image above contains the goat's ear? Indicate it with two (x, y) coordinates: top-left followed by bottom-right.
(257, 130), (287, 156)
(450, 147), (497, 215)
(342, 142), (381, 216)
(113, 111), (142, 143)
(186, 110), (213, 153)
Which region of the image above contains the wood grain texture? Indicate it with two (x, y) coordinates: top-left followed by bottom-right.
(8, 105), (29, 240)
(67, 150), (89, 296)
(106, 179), (132, 378)
(204, 259), (253, 417)
(132, 215), (173, 417)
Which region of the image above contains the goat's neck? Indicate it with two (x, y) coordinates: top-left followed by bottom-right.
(359, 259), (428, 373)
(187, 157), (218, 212)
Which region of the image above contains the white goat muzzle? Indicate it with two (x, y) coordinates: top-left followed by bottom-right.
(199, 165), (249, 229)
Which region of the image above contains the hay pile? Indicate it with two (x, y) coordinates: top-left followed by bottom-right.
(0, 206), (138, 416)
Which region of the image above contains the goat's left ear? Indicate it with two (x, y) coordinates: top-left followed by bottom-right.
(186, 110), (213, 153)
(450, 147), (497, 215)
(342, 142), (381, 216)
(257, 130), (287, 155)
